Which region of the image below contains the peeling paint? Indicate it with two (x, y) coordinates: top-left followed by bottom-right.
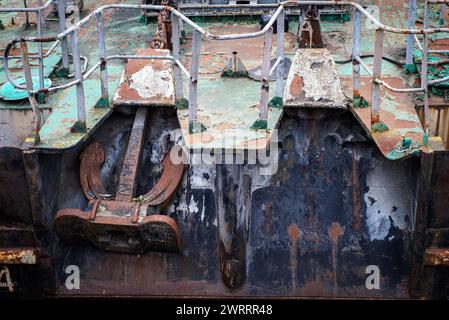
(284, 49), (346, 109)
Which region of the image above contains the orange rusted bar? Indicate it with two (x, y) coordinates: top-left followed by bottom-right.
(424, 248), (449, 267)
(0, 248), (38, 265)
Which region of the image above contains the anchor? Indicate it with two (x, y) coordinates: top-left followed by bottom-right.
(53, 107), (186, 253)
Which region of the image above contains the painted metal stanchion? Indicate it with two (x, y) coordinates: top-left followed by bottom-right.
(70, 30), (87, 132)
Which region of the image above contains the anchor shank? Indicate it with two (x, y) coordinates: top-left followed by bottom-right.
(115, 107), (149, 201)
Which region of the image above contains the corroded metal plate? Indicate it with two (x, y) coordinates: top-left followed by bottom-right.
(424, 248), (449, 267)
(340, 76), (432, 160)
(112, 48), (175, 107)
(283, 48), (347, 109)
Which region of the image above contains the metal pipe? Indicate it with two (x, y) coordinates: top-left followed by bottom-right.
(414, 34), (449, 53)
(371, 28), (384, 125)
(429, 73), (449, 84)
(70, 30), (86, 131)
(276, 10), (285, 98)
(36, 10), (45, 92)
(269, 56), (283, 77)
(175, 59), (191, 78)
(189, 30), (201, 124)
(3, 40), (28, 90)
(10, 1), (449, 49)
(57, 0), (70, 71)
(171, 13), (183, 100)
(232, 51), (238, 73)
(428, 49), (449, 53)
(297, 8), (305, 37)
(20, 41), (41, 144)
(422, 2), (431, 135)
(44, 39), (61, 58)
(414, 34), (424, 51)
(259, 27), (273, 122)
(355, 56), (373, 77)
(352, 8), (362, 98)
(406, 0), (417, 65)
(66, 53), (88, 78)
(30, 55), (177, 93)
(375, 78), (425, 93)
(0, 39), (61, 61)
(0, 0), (55, 12)
(96, 12), (108, 101)
(428, 0), (449, 4)
(37, 0), (47, 29)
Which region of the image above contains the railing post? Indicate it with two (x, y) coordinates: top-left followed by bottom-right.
(371, 28), (384, 129)
(405, 0), (417, 71)
(96, 12), (109, 108)
(70, 30), (87, 132)
(172, 13), (183, 100)
(252, 26), (273, 130)
(422, 2), (430, 137)
(36, 9), (45, 99)
(57, 0), (70, 74)
(37, 0), (46, 29)
(188, 30), (204, 133)
(21, 41), (41, 144)
(275, 10), (285, 99)
(297, 9), (305, 37)
(352, 8), (362, 103)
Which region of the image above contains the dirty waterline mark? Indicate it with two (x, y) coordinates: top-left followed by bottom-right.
(168, 128), (279, 175)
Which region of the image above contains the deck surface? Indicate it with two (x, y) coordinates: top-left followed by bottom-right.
(177, 23), (298, 150)
(1, 0), (447, 155)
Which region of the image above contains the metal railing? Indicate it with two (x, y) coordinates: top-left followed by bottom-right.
(0, 0), (70, 94)
(3, 1), (449, 144)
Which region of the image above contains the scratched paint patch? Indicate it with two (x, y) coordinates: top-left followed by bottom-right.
(112, 49), (175, 107)
(129, 63), (173, 100)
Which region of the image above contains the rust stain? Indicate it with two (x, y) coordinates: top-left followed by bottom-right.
(287, 224), (302, 293)
(80, 141), (110, 200)
(117, 83), (142, 101)
(327, 222), (344, 296)
(424, 248), (449, 266)
(328, 222), (344, 246)
(215, 122), (236, 130)
(0, 248), (38, 264)
(290, 74), (304, 98)
(302, 279), (326, 297)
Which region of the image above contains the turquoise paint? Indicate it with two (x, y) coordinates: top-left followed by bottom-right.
(380, 93), (421, 123)
(394, 127), (423, 136)
(0, 77), (51, 100)
(37, 76), (120, 150)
